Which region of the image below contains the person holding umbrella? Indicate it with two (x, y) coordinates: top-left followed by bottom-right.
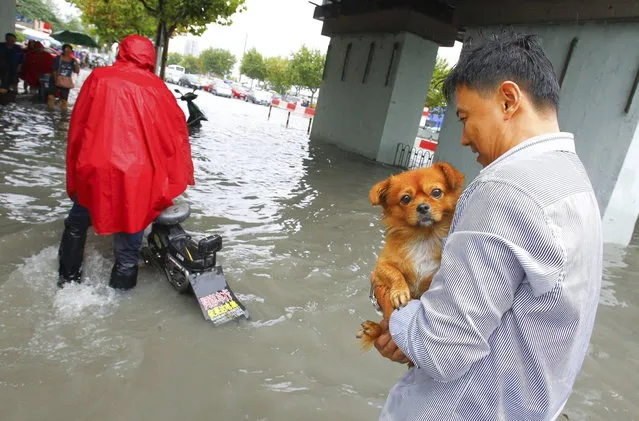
(47, 43), (79, 111)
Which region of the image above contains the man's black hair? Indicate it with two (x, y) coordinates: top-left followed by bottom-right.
(443, 30), (560, 110)
(62, 44), (73, 51)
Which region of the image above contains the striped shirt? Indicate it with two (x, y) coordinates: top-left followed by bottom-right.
(380, 132), (603, 421)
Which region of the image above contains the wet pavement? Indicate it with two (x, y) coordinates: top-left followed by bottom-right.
(0, 71), (637, 420)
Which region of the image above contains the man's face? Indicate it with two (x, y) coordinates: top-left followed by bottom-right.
(455, 85), (508, 167)
(6, 35), (16, 47)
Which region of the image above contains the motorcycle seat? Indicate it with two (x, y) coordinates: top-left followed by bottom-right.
(155, 203), (191, 226)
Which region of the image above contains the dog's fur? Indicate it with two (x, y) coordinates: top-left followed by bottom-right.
(357, 162), (464, 351)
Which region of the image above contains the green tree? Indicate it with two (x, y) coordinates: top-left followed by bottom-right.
(167, 52), (183, 65)
(137, 0), (246, 79)
(17, 0), (59, 27)
(240, 47), (266, 82)
(264, 56), (291, 95)
(200, 48), (236, 76)
(425, 57), (451, 110)
(72, 0), (156, 45)
(180, 54), (202, 74)
(18, 0), (87, 37)
(289, 45), (325, 105)
(58, 16), (85, 32)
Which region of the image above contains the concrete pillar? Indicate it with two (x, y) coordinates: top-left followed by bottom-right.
(434, 22), (639, 246)
(310, 31), (438, 165)
(603, 122), (639, 245)
(0, 0), (16, 38)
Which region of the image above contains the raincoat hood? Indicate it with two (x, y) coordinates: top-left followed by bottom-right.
(116, 35), (155, 72)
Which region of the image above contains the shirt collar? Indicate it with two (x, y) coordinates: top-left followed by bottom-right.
(480, 132), (576, 174)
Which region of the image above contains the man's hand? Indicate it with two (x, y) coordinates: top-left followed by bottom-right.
(374, 319), (410, 364)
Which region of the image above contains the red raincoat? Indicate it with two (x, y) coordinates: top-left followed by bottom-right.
(21, 42), (55, 87)
(66, 35), (194, 235)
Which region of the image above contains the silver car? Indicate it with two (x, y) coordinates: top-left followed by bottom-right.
(212, 83), (232, 98)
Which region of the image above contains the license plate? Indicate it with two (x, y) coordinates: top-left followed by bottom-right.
(189, 266), (250, 326)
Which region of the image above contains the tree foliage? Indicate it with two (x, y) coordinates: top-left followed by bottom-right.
(425, 57), (451, 110)
(180, 54), (201, 74)
(138, 0), (246, 78)
(264, 56), (291, 95)
(59, 16), (84, 32)
(200, 48), (236, 76)
(72, 0), (156, 45)
(167, 52), (183, 65)
(18, 0), (86, 33)
(17, 0), (59, 27)
(240, 47), (266, 81)
(289, 45), (325, 103)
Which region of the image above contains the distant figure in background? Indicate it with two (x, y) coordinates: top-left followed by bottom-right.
(21, 41), (55, 97)
(21, 40), (36, 93)
(47, 43), (79, 111)
(0, 33), (24, 95)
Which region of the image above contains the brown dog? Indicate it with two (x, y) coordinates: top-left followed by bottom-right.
(357, 162), (464, 351)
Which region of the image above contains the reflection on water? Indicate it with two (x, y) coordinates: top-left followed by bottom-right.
(0, 75), (638, 420)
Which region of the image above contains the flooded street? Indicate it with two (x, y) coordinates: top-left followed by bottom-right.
(0, 71), (637, 421)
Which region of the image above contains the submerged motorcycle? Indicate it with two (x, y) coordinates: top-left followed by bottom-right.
(174, 88), (207, 132)
(141, 202), (250, 326)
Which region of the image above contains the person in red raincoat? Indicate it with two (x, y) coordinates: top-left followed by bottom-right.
(21, 41), (55, 91)
(58, 34), (194, 290)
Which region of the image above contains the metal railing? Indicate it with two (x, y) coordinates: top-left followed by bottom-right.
(393, 143), (435, 170)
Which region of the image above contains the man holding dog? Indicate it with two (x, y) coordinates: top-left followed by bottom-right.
(374, 31), (603, 420)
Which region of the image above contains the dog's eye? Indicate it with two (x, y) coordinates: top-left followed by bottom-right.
(400, 195), (411, 205)
(431, 189), (443, 198)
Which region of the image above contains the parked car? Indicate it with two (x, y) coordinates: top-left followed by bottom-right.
(211, 83), (232, 98)
(200, 78), (215, 92)
(178, 74), (201, 89)
(417, 125), (440, 141)
(283, 94), (300, 104)
(165, 64), (185, 84)
(231, 85), (247, 100)
(246, 89), (273, 105)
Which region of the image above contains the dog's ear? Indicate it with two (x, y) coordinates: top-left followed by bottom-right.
(369, 178), (391, 206)
(434, 162), (464, 191)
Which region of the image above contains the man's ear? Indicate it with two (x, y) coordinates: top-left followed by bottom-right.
(434, 162), (464, 191)
(499, 80), (523, 119)
(369, 178), (391, 206)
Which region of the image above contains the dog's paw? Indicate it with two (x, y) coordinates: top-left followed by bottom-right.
(390, 286), (411, 309)
(356, 321), (382, 350)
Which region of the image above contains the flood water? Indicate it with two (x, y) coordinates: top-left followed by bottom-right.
(0, 71), (637, 421)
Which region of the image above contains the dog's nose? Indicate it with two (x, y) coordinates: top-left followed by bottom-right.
(417, 203), (430, 214)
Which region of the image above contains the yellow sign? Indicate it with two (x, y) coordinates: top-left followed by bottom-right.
(207, 300), (239, 319)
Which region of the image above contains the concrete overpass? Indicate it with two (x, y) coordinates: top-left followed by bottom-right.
(309, 0), (639, 246)
(0, 0), (15, 37)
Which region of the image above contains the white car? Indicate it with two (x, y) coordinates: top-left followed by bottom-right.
(212, 83), (232, 98)
(247, 89), (273, 105)
(165, 64), (185, 84)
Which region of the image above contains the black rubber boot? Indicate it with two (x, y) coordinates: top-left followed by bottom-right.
(109, 264), (138, 290)
(57, 223), (87, 287)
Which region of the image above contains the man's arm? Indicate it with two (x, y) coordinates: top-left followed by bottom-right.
(388, 181), (565, 382)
